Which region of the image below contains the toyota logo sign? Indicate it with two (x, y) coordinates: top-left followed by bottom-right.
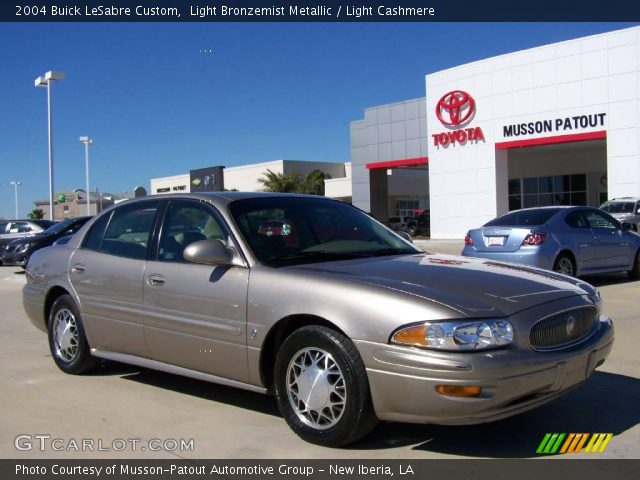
(436, 90), (476, 127)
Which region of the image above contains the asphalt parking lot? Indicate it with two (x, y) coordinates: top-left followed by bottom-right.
(1, 240), (638, 459)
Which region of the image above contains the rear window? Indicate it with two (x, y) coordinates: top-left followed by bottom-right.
(485, 208), (561, 227)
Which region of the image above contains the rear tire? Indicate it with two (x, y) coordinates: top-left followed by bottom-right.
(629, 249), (640, 280)
(48, 294), (99, 374)
(274, 325), (378, 447)
(553, 253), (575, 277)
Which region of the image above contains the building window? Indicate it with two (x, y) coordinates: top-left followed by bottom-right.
(508, 174), (587, 211)
(63, 205), (69, 214)
(396, 199), (427, 218)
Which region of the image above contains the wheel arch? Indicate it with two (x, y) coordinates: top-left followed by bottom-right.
(44, 286), (73, 327)
(554, 249), (577, 274)
(259, 314), (348, 391)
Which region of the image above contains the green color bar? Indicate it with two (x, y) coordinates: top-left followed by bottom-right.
(543, 434), (559, 453)
(537, 433), (552, 454)
(550, 433), (566, 453)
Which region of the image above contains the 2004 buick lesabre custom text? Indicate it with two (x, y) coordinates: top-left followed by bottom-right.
(22, 193), (614, 447)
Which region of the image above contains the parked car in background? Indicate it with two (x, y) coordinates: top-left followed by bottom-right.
(0, 219), (55, 264)
(600, 197), (640, 232)
(2, 216), (91, 268)
(407, 210), (431, 237)
(462, 206), (640, 278)
(386, 216), (408, 232)
(24, 193), (613, 447)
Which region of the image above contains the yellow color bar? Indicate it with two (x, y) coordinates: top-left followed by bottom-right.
(597, 434), (613, 453)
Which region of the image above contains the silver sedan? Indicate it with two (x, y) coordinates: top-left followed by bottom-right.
(23, 193), (613, 447)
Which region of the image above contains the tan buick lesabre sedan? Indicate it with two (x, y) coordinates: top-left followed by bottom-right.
(23, 193), (614, 447)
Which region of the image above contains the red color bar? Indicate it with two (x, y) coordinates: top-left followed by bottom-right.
(365, 156), (429, 169)
(495, 131), (606, 150)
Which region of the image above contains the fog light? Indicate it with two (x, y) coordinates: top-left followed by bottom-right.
(436, 385), (482, 397)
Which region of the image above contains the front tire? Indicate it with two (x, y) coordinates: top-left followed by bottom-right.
(274, 325), (378, 447)
(553, 253), (575, 277)
(48, 294), (99, 374)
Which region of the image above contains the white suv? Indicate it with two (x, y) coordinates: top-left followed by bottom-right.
(600, 197), (640, 232)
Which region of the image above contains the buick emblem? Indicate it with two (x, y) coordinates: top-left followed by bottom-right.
(566, 316), (576, 336)
(436, 90), (476, 127)
(204, 175), (211, 186)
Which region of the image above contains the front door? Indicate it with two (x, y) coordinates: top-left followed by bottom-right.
(142, 199), (250, 382)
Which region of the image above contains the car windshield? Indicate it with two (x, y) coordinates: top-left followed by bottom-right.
(600, 202), (635, 214)
(229, 197), (419, 266)
(485, 208), (561, 227)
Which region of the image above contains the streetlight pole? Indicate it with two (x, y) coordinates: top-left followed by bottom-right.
(35, 71), (64, 221)
(79, 136), (93, 215)
(9, 181), (22, 219)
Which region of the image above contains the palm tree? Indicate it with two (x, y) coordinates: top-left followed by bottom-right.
(301, 169), (331, 196)
(257, 169), (303, 193)
(27, 208), (45, 220)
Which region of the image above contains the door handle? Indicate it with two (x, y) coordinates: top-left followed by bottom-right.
(71, 264), (86, 274)
(147, 274), (165, 286)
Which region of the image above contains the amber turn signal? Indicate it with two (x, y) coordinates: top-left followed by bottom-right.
(436, 385), (482, 397)
(392, 325), (427, 346)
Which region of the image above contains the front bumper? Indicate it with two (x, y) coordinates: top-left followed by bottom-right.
(2, 251), (28, 266)
(356, 314), (613, 425)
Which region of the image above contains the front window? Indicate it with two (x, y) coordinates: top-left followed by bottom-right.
(157, 201), (228, 263)
(229, 197), (418, 266)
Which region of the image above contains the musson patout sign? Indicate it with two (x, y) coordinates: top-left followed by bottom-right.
(432, 90), (485, 147)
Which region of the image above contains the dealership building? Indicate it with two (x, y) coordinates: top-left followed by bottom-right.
(150, 26), (639, 239)
(352, 25), (640, 238)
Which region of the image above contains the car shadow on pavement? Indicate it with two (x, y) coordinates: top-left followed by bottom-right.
(112, 363), (282, 417)
(583, 273), (636, 287)
(350, 371), (640, 457)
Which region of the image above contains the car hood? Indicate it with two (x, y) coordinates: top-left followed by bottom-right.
(8, 232), (51, 246)
(609, 212), (634, 221)
(289, 253), (591, 317)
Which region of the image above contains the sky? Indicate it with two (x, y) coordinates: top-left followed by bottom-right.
(0, 22), (638, 218)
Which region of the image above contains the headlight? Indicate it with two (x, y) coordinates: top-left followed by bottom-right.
(577, 282), (602, 314)
(591, 288), (602, 314)
(391, 319), (514, 351)
(18, 242), (36, 253)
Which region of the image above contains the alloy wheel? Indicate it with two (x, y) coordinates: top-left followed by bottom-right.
(286, 347), (347, 430)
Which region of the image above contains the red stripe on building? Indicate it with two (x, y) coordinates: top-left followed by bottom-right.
(495, 131), (607, 150)
(365, 157), (428, 169)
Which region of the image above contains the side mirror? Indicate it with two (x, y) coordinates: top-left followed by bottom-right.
(183, 239), (234, 266)
(621, 222), (632, 232)
(397, 231), (413, 243)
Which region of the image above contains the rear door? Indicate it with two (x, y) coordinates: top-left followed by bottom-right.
(142, 199), (250, 382)
(68, 200), (160, 356)
(563, 209), (599, 272)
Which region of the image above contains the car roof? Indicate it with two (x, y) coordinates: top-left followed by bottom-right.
(111, 191), (340, 208)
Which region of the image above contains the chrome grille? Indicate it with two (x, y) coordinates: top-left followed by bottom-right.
(530, 307), (597, 351)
